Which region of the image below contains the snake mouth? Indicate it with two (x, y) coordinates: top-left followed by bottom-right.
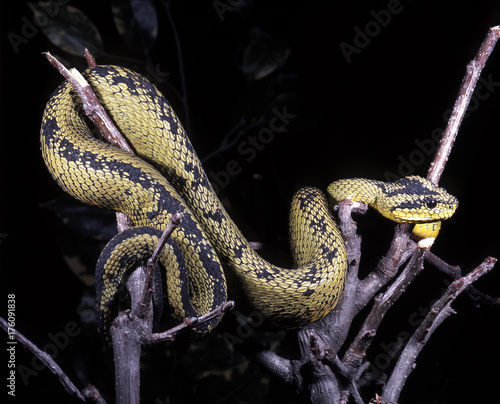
(392, 201), (458, 223)
(398, 216), (439, 223)
(397, 208), (456, 222)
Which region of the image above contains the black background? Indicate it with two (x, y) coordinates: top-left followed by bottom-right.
(1, 1), (499, 403)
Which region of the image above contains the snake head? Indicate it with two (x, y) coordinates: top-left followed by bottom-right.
(381, 176), (459, 223)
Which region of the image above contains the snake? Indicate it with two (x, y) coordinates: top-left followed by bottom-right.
(40, 65), (458, 340)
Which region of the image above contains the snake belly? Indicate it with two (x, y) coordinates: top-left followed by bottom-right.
(40, 65), (348, 334)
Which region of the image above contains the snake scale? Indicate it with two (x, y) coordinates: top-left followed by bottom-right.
(40, 65), (458, 340)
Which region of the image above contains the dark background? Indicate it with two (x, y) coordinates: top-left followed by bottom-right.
(1, 1), (499, 403)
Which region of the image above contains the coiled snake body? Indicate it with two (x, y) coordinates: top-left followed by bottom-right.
(40, 65), (458, 339)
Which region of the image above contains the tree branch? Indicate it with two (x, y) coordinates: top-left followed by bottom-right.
(147, 301), (235, 343)
(343, 247), (427, 376)
(137, 212), (183, 319)
(0, 317), (105, 403)
(44, 52), (135, 154)
(427, 26), (500, 185)
(45, 50), (134, 231)
(382, 257), (497, 403)
(426, 250), (500, 307)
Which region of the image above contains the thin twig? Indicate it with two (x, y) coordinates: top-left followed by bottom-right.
(416, 257), (496, 342)
(343, 247), (426, 376)
(356, 224), (414, 311)
(84, 48), (97, 67)
(148, 301), (235, 343)
(426, 250), (500, 307)
(0, 317), (104, 402)
(382, 257), (496, 403)
(137, 213), (183, 319)
(43, 52), (134, 154)
(427, 26), (500, 185)
(44, 51), (134, 232)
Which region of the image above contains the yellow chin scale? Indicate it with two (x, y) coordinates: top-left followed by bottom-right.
(411, 221), (441, 240)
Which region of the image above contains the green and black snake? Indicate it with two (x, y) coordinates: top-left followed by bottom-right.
(40, 65), (458, 340)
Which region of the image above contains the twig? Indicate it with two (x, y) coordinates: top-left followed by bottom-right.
(0, 317), (105, 402)
(356, 224), (414, 311)
(82, 385), (108, 404)
(343, 247), (426, 381)
(426, 250), (500, 307)
(382, 257), (496, 403)
(44, 51), (134, 232)
(427, 26), (500, 185)
(148, 301), (235, 343)
(43, 52), (134, 154)
(337, 199), (367, 264)
(137, 213), (183, 319)
(110, 214), (183, 404)
(84, 48), (97, 67)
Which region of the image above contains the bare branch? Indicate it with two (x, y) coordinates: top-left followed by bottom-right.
(84, 47), (97, 67)
(427, 26), (500, 184)
(44, 51), (134, 232)
(343, 248), (426, 379)
(0, 317), (104, 402)
(382, 257), (497, 403)
(357, 224), (414, 309)
(147, 301), (235, 343)
(426, 250), (500, 307)
(136, 213), (183, 319)
(44, 52), (134, 154)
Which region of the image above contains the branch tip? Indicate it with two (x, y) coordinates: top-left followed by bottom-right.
(84, 48), (97, 67)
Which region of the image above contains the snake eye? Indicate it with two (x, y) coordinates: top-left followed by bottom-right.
(426, 200), (437, 209)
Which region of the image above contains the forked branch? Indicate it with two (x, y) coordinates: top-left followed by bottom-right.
(382, 257), (497, 403)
